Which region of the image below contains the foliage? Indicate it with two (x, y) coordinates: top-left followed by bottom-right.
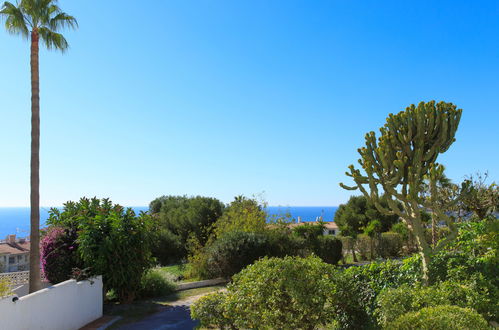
(379, 232), (403, 258)
(0, 278), (12, 298)
(151, 228), (184, 265)
(460, 172), (499, 220)
(355, 234), (372, 260)
(332, 258), (421, 328)
(386, 305), (489, 330)
(313, 235), (342, 265)
(149, 195), (224, 251)
(190, 291), (232, 329)
(213, 196), (267, 238)
(205, 231), (272, 278)
(138, 269), (176, 299)
(40, 226), (81, 284)
(430, 217), (498, 287)
(334, 195), (399, 237)
(292, 222), (324, 240)
(376, 280), (496, 326)
(222, 256), (337, 329)
(341, 101), (465, 283)
(48, 197), (154, 303)
(265, 228), (307, 257)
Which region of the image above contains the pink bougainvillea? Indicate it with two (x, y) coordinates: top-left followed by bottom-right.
(40, 226), (80, 284)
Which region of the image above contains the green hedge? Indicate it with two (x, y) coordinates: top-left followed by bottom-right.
(376, 280), (498, 325)
(386, 305), (489, 330)
(191, 256), (338, 329)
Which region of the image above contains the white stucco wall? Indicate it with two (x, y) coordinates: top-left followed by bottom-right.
(0, 276), (103, 330)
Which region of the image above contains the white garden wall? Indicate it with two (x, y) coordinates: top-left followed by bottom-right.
(0, 276), (103, 330)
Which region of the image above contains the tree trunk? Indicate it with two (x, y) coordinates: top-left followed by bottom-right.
(411, 218), (432, 285)
(351, 240), (358, 262)
(29, 29), (41, 294)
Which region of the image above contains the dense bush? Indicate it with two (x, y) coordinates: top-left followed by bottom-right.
(331, 258), (421, 329)
(205, 231), (272, 278)
(265, 228), (306, 257)
(355, 233), (372, 260)
(40, 226), (81, 284)
(190, 291), (232, 328)
(138, 269), (176, 299)
(386, 305), (489, 330)
(292, 222), (324, 240)
(314, 235), (342, 265)
(379, 232), (403, 258)
(151, 228), (184, 265)
(48, 198), (154, 303)
(376, 280), (494, 326)
(0, 278), (12, 298)
(193, 256), (338, 329)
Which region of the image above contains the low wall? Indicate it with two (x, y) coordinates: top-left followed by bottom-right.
(176, 278), (227, 291)
(0, 276), (103, 330)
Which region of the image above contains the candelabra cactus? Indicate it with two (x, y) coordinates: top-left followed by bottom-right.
(341, 101), (466, 283)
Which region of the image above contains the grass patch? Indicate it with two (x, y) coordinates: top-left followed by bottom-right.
(153, 285), (225, 304)
(157, 263), (201, 283)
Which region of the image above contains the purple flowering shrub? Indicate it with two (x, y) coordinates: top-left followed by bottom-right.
(40, 226), (80, 284)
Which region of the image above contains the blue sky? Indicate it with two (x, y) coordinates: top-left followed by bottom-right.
(0, 0), (498, 207)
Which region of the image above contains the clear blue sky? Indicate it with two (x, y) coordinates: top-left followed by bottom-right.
(0, 0), (498, 207)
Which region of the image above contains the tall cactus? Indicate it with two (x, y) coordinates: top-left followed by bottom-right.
(341, 101), (464, 283)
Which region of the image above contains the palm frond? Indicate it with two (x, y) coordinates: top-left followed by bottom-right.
(0, 1), (29, 37)
(38, 26), (68, 51)
(49, 11), (77, 30)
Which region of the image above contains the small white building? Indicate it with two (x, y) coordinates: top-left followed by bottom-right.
(0, 235), (30, 273)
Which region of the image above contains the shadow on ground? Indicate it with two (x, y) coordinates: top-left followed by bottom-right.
(115, 304), (198, 330)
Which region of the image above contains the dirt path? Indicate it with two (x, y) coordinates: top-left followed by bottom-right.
(115, 290), (222, 330)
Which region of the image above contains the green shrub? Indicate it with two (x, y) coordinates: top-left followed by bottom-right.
(190, 291), (232, 328)
(332, 258), (420, 329)
(376, 280), (497, 326)
(205, 231), (271, 278)
(314, 235), (342, 265)
(379, 232), (403, 258)
(222, 256), (337, 329)
(292, 222), (324, 240)
(265, 228), (306, 257)
(386, 305), (489, 330)
(0, 278), (12, 298)
(49, 197), (155, 303)
(151, 229), (184, 265)
(40, 226), (81, 284)
(138, 269), (176, 299)
(355, 233), (372, 260)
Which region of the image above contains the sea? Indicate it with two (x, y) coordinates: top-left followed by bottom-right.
(0, 206), (337, 238)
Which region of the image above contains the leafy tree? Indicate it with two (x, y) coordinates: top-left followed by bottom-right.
(461, 172), (498, 220)
(48, 197), (154, 303)
(213, 196), (267, 238)
(334, 195), (399, 261)
(149, 195), (224, 253)
(341, 101), (467, 283)
(1, 0), (77, 293)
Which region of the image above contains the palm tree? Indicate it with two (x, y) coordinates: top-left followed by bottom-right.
(0, 0), (77, 293)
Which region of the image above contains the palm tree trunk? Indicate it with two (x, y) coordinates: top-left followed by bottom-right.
(29, 29), (41, 294)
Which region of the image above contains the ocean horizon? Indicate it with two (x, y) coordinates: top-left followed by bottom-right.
(0, 206), (338, 238)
